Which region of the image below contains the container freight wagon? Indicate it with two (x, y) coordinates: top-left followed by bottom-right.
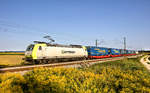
(125, 50), (133, 56)
(109, 48), (121, 57)
(127, 50), (131, 56)
(132, 50), (137, 55)
(86, 46), (110, 59)
(120, 49), (126, 56)
(126, 50), (136, 56)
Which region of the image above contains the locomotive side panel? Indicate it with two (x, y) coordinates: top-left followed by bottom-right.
(37, 46), (88, 59)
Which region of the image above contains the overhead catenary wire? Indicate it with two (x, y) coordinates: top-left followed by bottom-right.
(0, 19), (46, 35)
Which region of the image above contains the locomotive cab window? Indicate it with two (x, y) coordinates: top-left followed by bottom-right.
(26, 45), (34, 51)
(39, 46), (42, 50)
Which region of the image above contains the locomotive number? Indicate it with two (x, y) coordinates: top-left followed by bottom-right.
(62, 50), (75, 54)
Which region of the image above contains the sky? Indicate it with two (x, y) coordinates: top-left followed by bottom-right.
(0, 0), (150, 51)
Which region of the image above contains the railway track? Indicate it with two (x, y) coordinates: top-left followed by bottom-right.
(0, 55), (141, 73)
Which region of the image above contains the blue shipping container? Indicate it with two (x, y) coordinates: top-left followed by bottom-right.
(109, 48), (120, 55)
(86, 46), (109, 56)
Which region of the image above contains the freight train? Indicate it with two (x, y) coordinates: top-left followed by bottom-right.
(25, 41), (137, 63)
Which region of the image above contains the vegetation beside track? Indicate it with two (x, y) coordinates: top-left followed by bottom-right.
(0, 57), (150, 93)
(87, 57), (148, 74)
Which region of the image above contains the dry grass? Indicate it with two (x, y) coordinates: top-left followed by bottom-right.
(0, 55), (24, 66)
(0, 52), (24, 55)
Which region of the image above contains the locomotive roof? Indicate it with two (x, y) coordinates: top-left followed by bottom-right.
(33, 41), (82, 48)
(46, 44), (82, 48)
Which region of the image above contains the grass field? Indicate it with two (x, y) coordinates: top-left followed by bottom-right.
(87, 57), (148, 73)
(0, 55), (24, 67)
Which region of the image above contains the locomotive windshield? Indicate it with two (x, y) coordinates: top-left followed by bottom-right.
(26, 44), (34, 51)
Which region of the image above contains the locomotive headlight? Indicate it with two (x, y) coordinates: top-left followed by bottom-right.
(25, 51), (32, 58)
